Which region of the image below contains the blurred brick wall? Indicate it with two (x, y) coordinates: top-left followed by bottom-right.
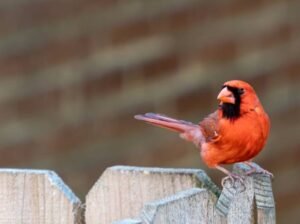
(0, 0), (299, 222)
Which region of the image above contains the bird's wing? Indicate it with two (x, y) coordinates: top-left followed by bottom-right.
(134, 113), (197, 133)
(199, 111), (220, 142)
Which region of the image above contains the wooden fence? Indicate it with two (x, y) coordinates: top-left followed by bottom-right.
(0, 163), (275, 224)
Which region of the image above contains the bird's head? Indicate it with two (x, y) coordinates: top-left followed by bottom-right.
(217, 80), (260, 119)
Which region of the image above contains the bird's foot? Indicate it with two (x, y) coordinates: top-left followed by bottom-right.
(243, 162), (274, 179)
(246, 167), (274, 179)
(221, 172), (245, 189)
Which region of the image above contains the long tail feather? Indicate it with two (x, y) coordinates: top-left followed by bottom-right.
(134, 113), (197, 133)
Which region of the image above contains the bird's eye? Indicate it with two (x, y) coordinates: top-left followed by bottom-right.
(238, 88), (245, 95)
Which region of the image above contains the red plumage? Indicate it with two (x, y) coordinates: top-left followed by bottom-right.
(135, 80), (272, 185)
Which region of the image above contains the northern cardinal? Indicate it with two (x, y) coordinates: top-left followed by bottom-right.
(135, 80), (272, 186)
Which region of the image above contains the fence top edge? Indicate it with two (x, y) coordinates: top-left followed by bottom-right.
(0, 168), (81, 204)
(89, 165), (221, 197)
(0, 168), (53, 174)
(145, 188), (207, 207)
(112, 219), (142, 224)
(109, 165), (206, 175)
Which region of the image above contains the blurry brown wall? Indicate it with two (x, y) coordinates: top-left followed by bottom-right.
(0, 0), (299, 222)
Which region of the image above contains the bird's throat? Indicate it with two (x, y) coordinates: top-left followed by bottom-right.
(221, 103), (240, 120)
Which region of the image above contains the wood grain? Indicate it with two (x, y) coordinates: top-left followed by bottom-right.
(112, 219), (142, 224)
(140, 188), (222, 224)
(0, 169), (82, 224)
(85, 165), (220, 224)
(253, 171), (276, 224)
(0, 165), (275, 223)
(216, 163), (275, 224)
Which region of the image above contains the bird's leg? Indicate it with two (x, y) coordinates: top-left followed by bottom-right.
(215, 165), (245, 187)
(243, 161), (274, 178)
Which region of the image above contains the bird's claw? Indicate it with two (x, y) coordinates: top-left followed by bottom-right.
(246, 167), (274, 179)
(221, 173), (245, 190)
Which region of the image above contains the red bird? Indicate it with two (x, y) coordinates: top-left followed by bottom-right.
(135, 80), (272, 186)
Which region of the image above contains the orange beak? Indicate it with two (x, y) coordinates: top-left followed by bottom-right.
(217, 87), (235, 104)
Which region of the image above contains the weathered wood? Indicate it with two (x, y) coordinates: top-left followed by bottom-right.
(226, 176), (255, 224)
(85, 165), (220, 224)
(252, 168), (276, 224)
(217, 178), (255, 224)
(216, 163), (275, 224)
(0, 169), (82, 224)
(0, 165), (275, 223)
(112, 219), (142, 224)
(140, 188), (222, 224)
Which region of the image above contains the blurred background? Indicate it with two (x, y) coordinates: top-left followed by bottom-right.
(0, 0), (299, 222)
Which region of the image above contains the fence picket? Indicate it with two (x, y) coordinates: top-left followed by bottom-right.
(140, 188), (222, 224)
(0, 164), (275, 224)
(85, 165), (220, 224)
(0, 169), (82, 224)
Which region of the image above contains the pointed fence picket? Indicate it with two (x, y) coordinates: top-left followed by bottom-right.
(0, 169), (82, 224)
(0, 163), (275, 224)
